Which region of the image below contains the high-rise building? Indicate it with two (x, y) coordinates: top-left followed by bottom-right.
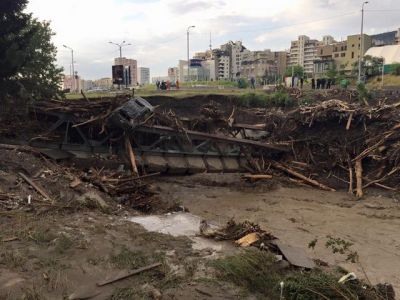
(114, 57), (137, 86)
(289, 35), (320, 76)
(138, 67), (150, 85)
(220, 41), (250, 78)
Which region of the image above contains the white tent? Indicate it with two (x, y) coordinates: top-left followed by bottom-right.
(365, 45), (400, 64)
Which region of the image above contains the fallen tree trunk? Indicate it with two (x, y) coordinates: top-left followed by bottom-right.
(355, 159), (363, 198)
(271, 162), (336, 192)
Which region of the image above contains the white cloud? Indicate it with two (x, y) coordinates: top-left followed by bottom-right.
(27, 0), (400, 79)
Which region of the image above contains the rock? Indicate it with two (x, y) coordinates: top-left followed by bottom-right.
(76, 192), (109, 210)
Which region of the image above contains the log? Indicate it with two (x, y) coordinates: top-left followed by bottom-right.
(355, 159), (363, 198)
(19, 172), (53, 202)
(242, 174), (272, 181)
(97, 262), (161, 286)
(271, 162), (335, 192)
(348, 160), (353, 195)
(125, 136), (139, 177)
(346, 112), (353, 130)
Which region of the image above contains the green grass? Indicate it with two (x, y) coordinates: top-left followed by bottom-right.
(110, 246), (165, 270)
(366, 74), (400, 89)
(212, 249), (386, 300)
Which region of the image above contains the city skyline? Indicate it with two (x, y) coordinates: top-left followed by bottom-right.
(27, 0), (400, 79)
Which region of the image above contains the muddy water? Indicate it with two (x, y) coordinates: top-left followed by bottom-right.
(156, 175), (400, 292)
(129, 212), (234, 253)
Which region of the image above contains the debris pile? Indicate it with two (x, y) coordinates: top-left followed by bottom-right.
(256, 99), (400, 196)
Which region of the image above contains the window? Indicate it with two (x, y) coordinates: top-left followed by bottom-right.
(352, 44), (355, 47)
(334, 53), (339, 58)
(351, 52), (354, 59)
(341, 53), (345, 57)
(334, 47), (338, 52)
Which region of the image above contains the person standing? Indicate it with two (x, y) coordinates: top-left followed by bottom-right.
(250, 77), (256, 89)
(176, 80), (180, 90)
(311, 78), (315, 89)
(300, 77), (304, 89)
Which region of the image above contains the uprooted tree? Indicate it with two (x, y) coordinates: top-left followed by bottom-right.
(0, 0), (63, 111)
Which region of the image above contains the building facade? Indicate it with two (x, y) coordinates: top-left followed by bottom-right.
(220, 41), (250, 78)
(240, 50), (276, 79)
(138, 67), (150, 85)
(289, 35), (320, 76)
(114, 57), (138, 86)
(168, 67), (179, 82)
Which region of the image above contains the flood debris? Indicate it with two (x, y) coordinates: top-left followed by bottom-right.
(96, 262), (162, 287)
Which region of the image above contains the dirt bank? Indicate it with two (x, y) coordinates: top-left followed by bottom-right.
(156, 174), (400, 293)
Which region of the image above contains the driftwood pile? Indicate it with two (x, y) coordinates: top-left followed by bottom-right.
(259, 99), (400, 196)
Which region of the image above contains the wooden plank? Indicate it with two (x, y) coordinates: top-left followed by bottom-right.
(97, 262), (161, 287)
(125, 136), (139, 177)
(19, 172), (53, 202)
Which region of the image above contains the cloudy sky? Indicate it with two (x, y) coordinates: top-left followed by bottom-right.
(27, 0), (399, 79)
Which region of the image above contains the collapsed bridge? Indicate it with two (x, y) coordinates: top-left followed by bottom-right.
(20, 97), (287, 173)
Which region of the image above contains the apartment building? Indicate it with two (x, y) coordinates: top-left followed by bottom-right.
(218, 55), (230, 80)
(289, 35), (320, 75)
(240, 50), (276, 79)
(114, 57), (137, 86)
(274, 51), (289, 76)
(138, 67), (150, 85)
(220, 41), (250, 78)
(345, 34), (372, 72)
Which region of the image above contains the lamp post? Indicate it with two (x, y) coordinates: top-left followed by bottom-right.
(109, 41), (131, 59)
(358, 1), (369, 83)
(187, 25), (195, 83)
(63, 45), (75, 92)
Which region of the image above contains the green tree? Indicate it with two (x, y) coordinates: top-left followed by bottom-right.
(284, 65), (304, 78)
(352, 55), (383, 79)
(0, 0), (63, 105)
(391, 63), (400, 75)
(325, 64), (338, 80)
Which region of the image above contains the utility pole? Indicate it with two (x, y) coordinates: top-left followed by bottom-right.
(358, 1), (369, 83)
(63, 45), (75, 92)
(381, 58), (385, 89)
(187, 25), (195, 83)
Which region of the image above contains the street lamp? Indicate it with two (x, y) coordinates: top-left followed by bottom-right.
(358, 1), (369, 83)
(187, 25), (195, 83)
(109, 41), (132, 59)
(63, 44), (75, 92)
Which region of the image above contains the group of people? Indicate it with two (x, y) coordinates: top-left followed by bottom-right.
(155, 80), (179, 91)
(311, 78), (335, 89)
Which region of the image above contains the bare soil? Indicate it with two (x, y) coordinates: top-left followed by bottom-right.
(156, 174), (400, 293)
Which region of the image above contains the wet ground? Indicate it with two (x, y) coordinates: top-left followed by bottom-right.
(156, 174), (400, 293)
(1, 171), (400, 299)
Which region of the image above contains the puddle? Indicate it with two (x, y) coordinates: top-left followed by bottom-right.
(129, 212), (233, 253)
(129, 212), (202, 237)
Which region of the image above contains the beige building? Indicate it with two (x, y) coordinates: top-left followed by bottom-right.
(94, 78), (113, 89)
(396, 29), (400, 44)
(344, 34), (372, 72)
(274, 51), (288, 76)
(289, 35), (320, 75)
(240, 50), (276, 79)
(313, 34), (372, 77)
(114, 57), (138, 86)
